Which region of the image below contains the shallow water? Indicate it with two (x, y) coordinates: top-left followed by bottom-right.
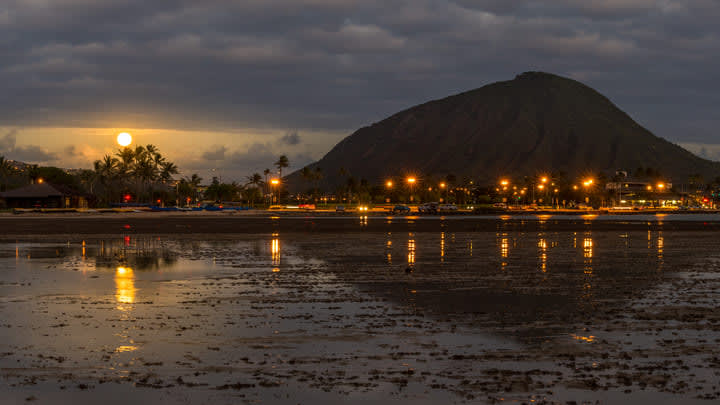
(1, 220), (720, 404)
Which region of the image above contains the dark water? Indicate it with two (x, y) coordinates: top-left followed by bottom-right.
(1, 218), (719, 404)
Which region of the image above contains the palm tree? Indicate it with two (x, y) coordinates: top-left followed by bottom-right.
(0, 156), (15, 192)
(244, 173), (263, 207)
(27, 164), (40, 184)
(313, 167), (323, 201)
(159, 161), (178, 183)
(78, 169), (97, 194)
(300, 166), (313, 187)
(177, 173), (202, 206)
(274, 155), (289, 179)
(263, 168), (271, 195)
(94, 155), (119, 205)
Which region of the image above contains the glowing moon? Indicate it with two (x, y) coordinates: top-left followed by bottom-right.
(117, 132), (132, 147)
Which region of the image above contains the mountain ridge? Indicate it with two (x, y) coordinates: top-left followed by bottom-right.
(287, 72), (719, 190)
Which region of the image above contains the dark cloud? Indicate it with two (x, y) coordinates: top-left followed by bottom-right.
(1, 0), (719, 156)
(0, 129), (58, 162)
(0, 130), (17, 152)
(182, 142), (313, 181)
(7, 145), (58, 163)
(279, 131), (302, 146)
(201, 145), (227, 161)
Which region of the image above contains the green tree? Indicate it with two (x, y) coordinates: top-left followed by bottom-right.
(177, 173), (202, 206)
(111, 144), (179, 204)
(274, 155), (289, 179)
(244, 173), (263, 207)
(0, 156), (15, 191)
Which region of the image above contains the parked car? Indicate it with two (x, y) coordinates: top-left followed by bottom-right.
(335, 205), (345, 212)
(438, 203), (458, 212)
(391, 205), (411, 214)
(418, 202), (439, 214)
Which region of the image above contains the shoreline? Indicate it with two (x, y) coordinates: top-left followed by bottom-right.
(2, 211), (720, 235)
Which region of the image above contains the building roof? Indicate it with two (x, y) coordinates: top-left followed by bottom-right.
(0, 183), (66, 199)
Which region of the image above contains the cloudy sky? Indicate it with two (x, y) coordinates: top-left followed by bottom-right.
(1, 0), (719, 181)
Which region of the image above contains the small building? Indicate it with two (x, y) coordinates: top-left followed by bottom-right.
(0, 183), (89, 209)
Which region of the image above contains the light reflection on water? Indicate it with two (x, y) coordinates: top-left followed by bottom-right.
(271, 233), (281, 271)
(115, 266), (136, 307)
(407, 234), (416, 268)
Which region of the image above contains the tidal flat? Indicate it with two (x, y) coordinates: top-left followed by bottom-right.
(1, 216), (720, 404)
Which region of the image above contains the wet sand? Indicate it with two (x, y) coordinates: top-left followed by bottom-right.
(1, 217), (720, 404)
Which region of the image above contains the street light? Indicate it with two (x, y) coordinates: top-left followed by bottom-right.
(406, 177), (416, 203)
(386, 180), (393, 188)
(270, 178), (280, 204)
(582, 178), (594, 207)
(439, 182), (447, 202)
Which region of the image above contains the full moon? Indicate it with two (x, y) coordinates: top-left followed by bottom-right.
(117, 132), (132, 147)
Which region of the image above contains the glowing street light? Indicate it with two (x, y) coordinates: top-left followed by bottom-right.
(500, 179), (509, 186)
(406, 177), (417, 203)
(540, 176), (548, 183)
(537, 184), (545, 190)
(439, 182), (446, 189)
(657, 183), (665, 190)
(270, 178), (280, 204)
(386, 180), (393, 188)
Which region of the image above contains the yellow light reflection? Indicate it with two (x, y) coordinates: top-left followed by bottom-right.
(115, 345), (138, 353)
(440, 232), (445, 262)
(498, 238), (508, 259)
(271, 235), (280, 267)
(500, 235), (509, 271)
(538, 238), (548, 273)
(657, 233), (664, 261)
(583, 236), (594, 275)
(408, 234), (416, 266)
(583, 238), (593, 258)
(115, 266), (136, 308)
(571, 334), (596, 343)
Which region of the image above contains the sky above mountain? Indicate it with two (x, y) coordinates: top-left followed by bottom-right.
(1, 0), (719, 181)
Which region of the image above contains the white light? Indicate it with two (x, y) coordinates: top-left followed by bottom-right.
(117, 132), (132, 147)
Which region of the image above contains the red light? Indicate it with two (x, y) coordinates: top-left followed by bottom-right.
(703, 198), (709, 203)
(123, 194), (131, 202)
(157, 199), (161, 203)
